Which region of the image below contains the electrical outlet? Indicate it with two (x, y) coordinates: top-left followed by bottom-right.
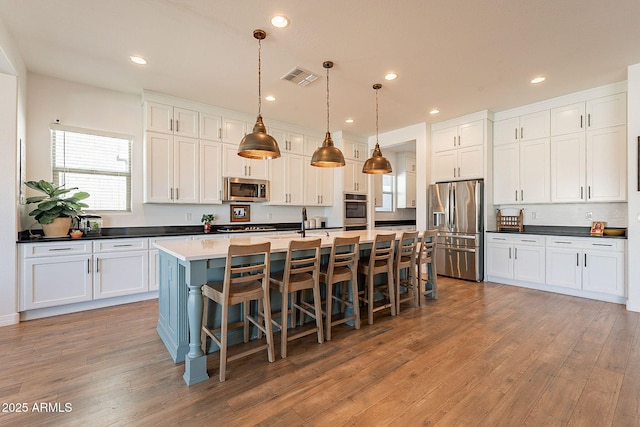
(585, 211), (593, 220)
(532, 211), (538, 220)
(185, 212), (192, 221)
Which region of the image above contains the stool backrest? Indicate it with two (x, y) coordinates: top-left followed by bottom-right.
(284, 238), (322, 278)
(369, 232), (396, 264)
(418, 229), (437, 265)
(396, 230), (419, 264)
(225, 241), (271, 290)
(328, 236), (360, 273)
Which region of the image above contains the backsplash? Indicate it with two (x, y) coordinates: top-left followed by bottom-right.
(491, 203), (628, 229)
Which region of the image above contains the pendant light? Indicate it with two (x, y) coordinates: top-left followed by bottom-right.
(311, 61), (345, 167)
(362, 83), (392, 174)
(238, 29), (281, 160)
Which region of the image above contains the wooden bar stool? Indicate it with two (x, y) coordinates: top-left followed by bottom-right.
(269, 238), (323, 358)
(357, 232), (396, 325)
(394, 230), (420, 313)
(200, 241), (275, 382)
(417, 229), (438, 301)
(320, 236), (360, 341)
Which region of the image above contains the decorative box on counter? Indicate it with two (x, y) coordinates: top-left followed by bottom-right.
(496, 209), (523, 232)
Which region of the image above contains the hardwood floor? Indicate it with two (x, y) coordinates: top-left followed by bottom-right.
(1, 277), (638, 426)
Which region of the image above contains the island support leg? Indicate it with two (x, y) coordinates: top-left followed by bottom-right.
(183, 260), (209, 385)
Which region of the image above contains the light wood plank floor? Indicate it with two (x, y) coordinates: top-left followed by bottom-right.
(1, 277), (638, 426)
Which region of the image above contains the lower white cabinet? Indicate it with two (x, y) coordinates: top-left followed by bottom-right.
(545, 237), (625, 297)
(486, 234), (545, 283)
(93, 239), (149, 299)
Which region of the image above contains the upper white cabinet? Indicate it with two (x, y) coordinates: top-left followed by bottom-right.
(344, 159), (367, 193)
(146, 102), (199, 138)
(432, 119), (484, 182)
(199, 140), (223, 204)
(494, 138), (550, 204)
(269, 153), (305, 205)
(304, 164), (334, 206)
(373, 175), (383, 207)
(144, 132), (199, 204)
(493, 110), (550, 146)
(432, 120), (483, 152)
(304, 135), (321, 157)
(550, 93), (626, 136)
(221, 117), (248, 144)
(200, 113), (222, 141)
(551, 125), (626, 203)
(221, 143), (269, 180)
(397, 152), (417, 208)
(343, 139), (368, 161)
(269, 128), (304, 155)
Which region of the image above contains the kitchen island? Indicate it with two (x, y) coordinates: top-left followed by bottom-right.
(154, 229), (403, 385)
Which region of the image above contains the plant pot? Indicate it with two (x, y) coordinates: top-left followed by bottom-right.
(203, 223), (211, 233)
(41, 217), (72, 237)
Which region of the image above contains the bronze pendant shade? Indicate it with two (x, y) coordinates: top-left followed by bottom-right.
(362, 83), (392, 174)
(238, 29), (280, 160)
(311, 61), (345, 167)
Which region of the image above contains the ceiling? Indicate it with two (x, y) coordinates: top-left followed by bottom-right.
(1, 0), (640, 139)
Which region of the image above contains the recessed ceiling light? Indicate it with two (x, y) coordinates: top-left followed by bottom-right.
(384, 73), (398, 81)
(130, 56), (147, 65)
(271, 15), (289, 28)
(429, 109), (440, 115)
(265, 95), (276, 102)
(345, 119), (354, 124)
(531, 76), (546, 84)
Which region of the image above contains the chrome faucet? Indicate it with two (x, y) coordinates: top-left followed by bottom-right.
(301, 207), (307, 238)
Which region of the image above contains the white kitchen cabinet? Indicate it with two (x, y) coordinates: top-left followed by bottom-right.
(221, 117), (248, 144)
(486, 234), (545, 284)
(304, 163), (334, 206)
(493, 110), (550, 146)
(550, 125), (626, 202)
(269, 128), (304, 155)
(144, 132), (199, 204)
(270, 153), (305, 205)
(303, 135), (321, 157)
(20, 241), (93, 310)
(433, 145), (483, 182)
(344, 159), (367, 193)
(145, 102), (199, 138)
(493, 138), (549, 204)
(221, 143), (269, 180)
(397, 152), (416, 208)
(343, 139), (368, 161)
(200, 112), (222, 141)
(545, 237), (625, 297)
(550, 93), (627, 136)
(199, 140), (223, 204)
(373, 175), (383, 207)
(93, 239), (149, 300)
(432, 120), (483, 152)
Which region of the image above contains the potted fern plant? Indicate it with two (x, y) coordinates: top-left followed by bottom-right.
(25, 180), (90, 237)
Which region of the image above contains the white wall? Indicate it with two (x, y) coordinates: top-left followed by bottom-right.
(626, 63), (640, 312)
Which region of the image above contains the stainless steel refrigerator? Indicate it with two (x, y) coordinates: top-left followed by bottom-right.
(428, 179), (483, 282)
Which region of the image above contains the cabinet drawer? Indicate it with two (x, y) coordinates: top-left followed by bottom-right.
(94, 238), (148, 253)
(486, 233), (543, 245)
(22, 241), (92, 258)
(545, 236), (624, 251)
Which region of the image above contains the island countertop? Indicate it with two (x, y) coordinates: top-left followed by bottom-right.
(154, 229), (400, 262)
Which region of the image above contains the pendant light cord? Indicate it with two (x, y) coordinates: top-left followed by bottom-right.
(257, 37), (262, 115)
(375, 86), (380, 146)
(326, 65), (330, 132)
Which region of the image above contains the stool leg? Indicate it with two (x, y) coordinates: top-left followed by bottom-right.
(350, 275), (361, 330)
(219, 305), (229, 382)
(262, 292), (275, 363)
(312, 283), (324, 344)
(367, 272), (374, 325)
(325, 279), (333, 341)
(243, 301), (250, 343)
(201, 298), (209, 354)
(281, 290), (289, 358)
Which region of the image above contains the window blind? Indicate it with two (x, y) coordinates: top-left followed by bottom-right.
(50, 124), (132, 212)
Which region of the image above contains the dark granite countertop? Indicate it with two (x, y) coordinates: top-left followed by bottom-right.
(374, 220), (417, 227)
(16, 223), (341, 243)
(487, 225), (627, 239)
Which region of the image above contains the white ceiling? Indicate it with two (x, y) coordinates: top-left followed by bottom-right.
(1, 0), (640, 139)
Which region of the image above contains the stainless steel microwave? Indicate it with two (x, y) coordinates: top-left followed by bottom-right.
(223, 177), (269, 202)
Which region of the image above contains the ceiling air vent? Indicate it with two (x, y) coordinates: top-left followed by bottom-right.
(281, 67), (319, 87)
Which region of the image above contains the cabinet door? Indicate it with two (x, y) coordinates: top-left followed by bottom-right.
(373, 174), (383, 207)
(144, 132), (173, 203)
(146, 102), (173, 134)
(22, 255), (92, 310)
(550, 103), (585, 136)
(519, 138), (549, 203)
(318, 166), (334, 205)
(494, 117), (519, 146)
(432, 150), (458, 182)
(432, 126), (459, 152)
(304, 164), (319, 205)
(173, 136), (199, 204)
(486, 243), (513, 279)
(586, 93), (626, 130)
(269, 155), (287, 205)
(519, 110), (550, 141)
(173, 107), (199, 138)
(545, 247), (581, 289)
(94, 251), (149, 299)
(582, 250), (624, 296)
(344, 160), (366, 193)
(406, 172), (416, 208)
(405, 156), (416, 173)
(287, 132), (304, 154)
(586, 125), (626, 202)
(149, 249), (159, 292)
(457, 145), (483, 180)
(304, 135), (320, 157)
(288, 154), (305, 204)
(222, 143), (247, 178)
(550, 133), (585, 202)
(200, 141), (222, 204)
(222, 118), (247, 144)
(513, 245), (545, 283)
(458, 120), (484, 147)
(247, 158), (269, 180)
(200, 113), (222, 141)
(493, 144), (519, 204)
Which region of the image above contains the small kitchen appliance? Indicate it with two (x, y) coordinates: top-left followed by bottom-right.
(74, 214), (103, 236)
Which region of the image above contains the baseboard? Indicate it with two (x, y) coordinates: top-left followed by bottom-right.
(0, 312), (20, 326)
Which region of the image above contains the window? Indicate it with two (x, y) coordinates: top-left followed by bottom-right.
(51, 124), (132, 212)
(375, 174), (394, 212)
